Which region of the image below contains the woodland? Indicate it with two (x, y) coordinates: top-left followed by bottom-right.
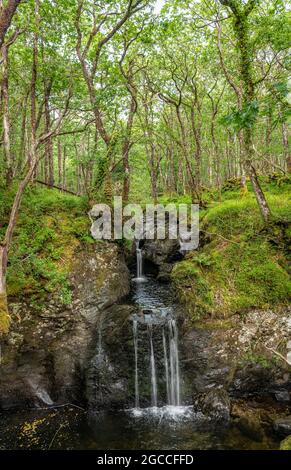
(0, 0), (290, 339)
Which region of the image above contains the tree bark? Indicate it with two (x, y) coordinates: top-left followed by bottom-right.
(122, 94), (136, 203)
(44, 79), (54, 186)
(219, 0), (271, 223)
(0, 0), (21, 48)
(1, 42), (12, 186)
(282, 120), (290, 173)
(57, 139), (62, 186)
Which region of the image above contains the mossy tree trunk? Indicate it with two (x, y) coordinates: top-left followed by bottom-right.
(219, 0), (271, 223)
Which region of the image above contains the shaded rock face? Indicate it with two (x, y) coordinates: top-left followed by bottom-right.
(273, 416), (291, 437)
(194, 389), (230, 425)
(85, 304), (137, 410)
(142, 238), (183, 282)
(182, 309), (291, 406)
(0, 243), (130, 410)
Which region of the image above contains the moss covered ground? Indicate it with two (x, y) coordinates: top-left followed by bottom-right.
(0, 185), (92, 331)
(171, 176), (291, 321)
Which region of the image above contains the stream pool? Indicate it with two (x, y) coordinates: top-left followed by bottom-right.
(0, 406), (280, 450)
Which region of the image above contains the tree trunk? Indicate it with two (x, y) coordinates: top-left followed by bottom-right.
(220, 0), (271, 223)
(0, 245), (9, 334)
(44, 80), (54, 186)
(282, 120), (290, 173)
(18, 91), (28, 172)
(122, 95), (136, 203)
(0, 160), (37, 334)
(0, 0), (21, 48)
(62, 145), (66, 190)
(176, 106), (198, 202)
(244, 127), (270, 221)
(1, 43), (12, 186)
(57, 139), (62, 186)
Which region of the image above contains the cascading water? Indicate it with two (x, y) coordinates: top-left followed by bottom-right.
(136, 240), (143, 280)
(98, 321), (103, 357)
(168, 319), (180, 406)
(132, 243), (182, 412)
(148, 324), (158, 407)
(133, 320), (140, 409)
(162, 328), (170, 404)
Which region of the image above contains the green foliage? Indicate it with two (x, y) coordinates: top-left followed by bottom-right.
(1, 186), (91, 303)
(221, 101), (259, 131)
(241, 352), (274, 369)
(280, 436), (291, 450)
(172, 184), (291, 321)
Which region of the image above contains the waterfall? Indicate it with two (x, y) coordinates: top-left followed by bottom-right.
(148, 324), (158, 407)
(98, 321), (102, 357)
(133, 320), (139, 409)
(162, 328), (170, 404)
(132, 318), (181, 409)
(136, 241), (143, 279)
(168, 319), (180, 406)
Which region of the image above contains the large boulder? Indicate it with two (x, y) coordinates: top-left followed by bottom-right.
(182, 309), (291, 402)
(193, 389), (231, 425)
(273, 417), (291, 437)
(142, 238), (183, 282)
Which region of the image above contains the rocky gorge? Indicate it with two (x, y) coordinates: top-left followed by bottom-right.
(0, 231), (291, 449)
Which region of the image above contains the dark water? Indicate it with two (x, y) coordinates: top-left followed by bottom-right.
(0, 407), (279, 450)
(0, 273), (281, 450)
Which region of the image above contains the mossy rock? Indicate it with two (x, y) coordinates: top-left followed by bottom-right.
(0, 293), (10, 335)
(280, 435), (291, 450)
(172, 186), (291, 321)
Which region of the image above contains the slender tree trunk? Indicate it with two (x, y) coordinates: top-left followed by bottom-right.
(44, 80), (54, 186)
(122, 95), (136, 203)
(176, 106), (198, 202)
(1, 43), (12, 186)
(62, 145), (66, 190)
(149, 143), (158, 203)
(57, 139), (62, 186)
(282, 120), (290, 173)
(18, 91), (28, 172)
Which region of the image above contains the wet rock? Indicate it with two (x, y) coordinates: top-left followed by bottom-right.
(194, 389), (230, 425)
(0, 243), (130, 410)
(273, 417), (291, 437)
(236, 416), (264, 442)
(143, 238), (183, 281)
(230, 364), (274, 397)
(85, 304), (137, 410)
(275, 390), (290, 403)
(231, 402), (265, 442)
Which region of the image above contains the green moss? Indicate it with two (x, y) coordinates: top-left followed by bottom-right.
(0, 293), (10, 335)
(0, 186), (91, 305)
(172, 185), (291, 322)
(240, 352), (274, 369)
(280, 436), (291, 450)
